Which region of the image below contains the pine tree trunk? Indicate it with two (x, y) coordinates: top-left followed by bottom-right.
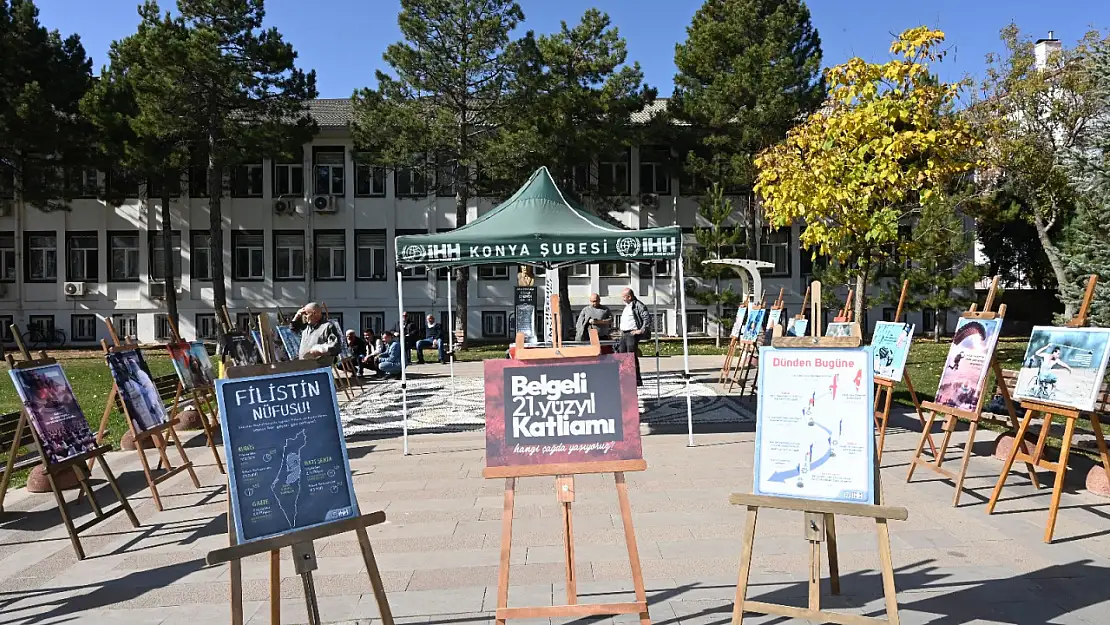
(933, 308), (942, 343)
(714, 275), (722, 348)
(853, 265), (867, 329)
(161, 168), (178, 332)
(1032, 210), (1075, 319)
(454, 187), (468, 341)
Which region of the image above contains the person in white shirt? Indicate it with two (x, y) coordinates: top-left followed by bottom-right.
(615, 288), (650, 386)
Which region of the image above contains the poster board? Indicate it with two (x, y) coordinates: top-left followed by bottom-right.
(741, 308), (767, 342)
(787, 318), (809, 337)
(825, 322), (854, 338)
(168, 341), (217, 391)
(729, 307), (747, 339)
(214, 367), (359, 544)
(105, 349), (170, 433)
(871, 321), (915, 382)
(753, 346), (875, 505)
(8, 364), (98, 466)
(935, 317), (1003, 412)
(277, 326), (302, 361)
(222, 333), (264, 367)
(515, 286), (539, 343)
(329, 320), (351, 359)
(1014, 326), (1110, 411)
(483, 353), (642, 470)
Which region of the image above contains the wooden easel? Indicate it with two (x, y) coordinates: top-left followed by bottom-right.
(735, 289), (785, 397)
(987, 275), (1110, 542)
(906, 276), (1038, 506)
(321, 303), (356, 400)
(496, 295), (649, 625)
(719, 308), (748, 385)
(786, 286), (811, 337)
(730, 282), (908, 625)
(1, 324), (140, 559)
(163, 316), (226, 474)
(727, 293), (768, 395)
(874, 280), (936, 464)
(214, 315), (395, 625)
(833, 288), (854, 323)
(98, 322), (201, 511)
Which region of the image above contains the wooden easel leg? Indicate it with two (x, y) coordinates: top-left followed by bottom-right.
(47, 471), (84, 560)
(877, 389), (893, 465)
(561, 500), (576, 604)
(824, 513), (840, 595)
(495, 478), (515, 625)
(72, 463), (105, 518)
(270, 550), (281, 624)
(994, 360), (1039, 487)
(986, 408), (1036, 514)
(96, 453), (139, 526)
(952, 419), (979, 507)
(906, 410), (939, 482)
(808, 540), (821, 612)
(614, 472), (650, 625)
(135, 433), (165, 511)
(227, 498), (244, 625)
(933, 416), (957, 471)
(356, 524), (396, 625)
(903, 372), (937, 458)
(875, 518), (901, 625)
(0, 413), (28, 511)
(196, 391), (226, 474)
(169, 425), (202, 488)
(1045, 416), (1077, 544)
(730, 506), (758, 625)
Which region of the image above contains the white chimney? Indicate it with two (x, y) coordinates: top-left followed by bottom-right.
(1035, 31), (1062, 70)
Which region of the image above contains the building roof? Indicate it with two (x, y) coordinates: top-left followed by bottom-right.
(308, 97), (674, 128)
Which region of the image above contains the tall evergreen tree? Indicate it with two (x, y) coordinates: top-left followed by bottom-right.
(686, 183), (745, 346)
(172, 0), (317, 333)
(0, 0), (94, 209)
(672, 0), (823, 258)
(352, 0), (526, 339)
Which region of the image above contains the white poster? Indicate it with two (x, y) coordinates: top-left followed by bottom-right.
(754, 347), (875, 505)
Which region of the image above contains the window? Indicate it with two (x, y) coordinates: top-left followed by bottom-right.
(0, 233), (14, 282)
(355, 163), (386, 197)
(396, 165), (428, 197)
(355, 230), (387, 281)
(599, 149), (630, 195)
(113, 314), (137, 341)
(685, 311), (708, 335)
(189, 164), (209, 197)
(232, 230), (264, 280)
(572, 163), (594, 194)
(404, 311), (425, 329)
(231, 164), (264, 197)
(599, 261), (629, 277)
(436, 157), (467, 197)
(313, 148), (345, 196)
(314, 230), (346, 280)
(65, 232), (98, 282)
(436, 265), (451, 281)
(568, 264), (590, 278)
(397, 229), (428, 279)
(0, 315), (13, 343)
(274, 149), (305, 197)
(235, 313), (252, 332)
(274, 231), (306, 281)
(107, 168), (140, 197)
(641, 260), (671, 277)
(108, 231), (140, 281)
(652, 312), (667, 336)
(760, 229), (791, 276)
(67, 167), (100, 197)
(196, 313), (218, 340)
(148, 174), (181, 199)
(29, 315), (55, 337)
(149, 231), (182, 281)
(721, 307), (739, 336)
(329, 312), (345, 329)
(155, 314), (172, 340)
(71, 315), (97, 342)
(478, 264), (510, 280)
(25, 231), (57, 282)
(360, 312), (385, 336)
(639, 146), (671, 195)
(922, 309), (936, 334)
(482, 311), (507, 338)
(191, 231), (212, 281)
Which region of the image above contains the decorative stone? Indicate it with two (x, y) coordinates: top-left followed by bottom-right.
(26, 464), (79, 493)
(119, 429), (152, 450)
(1087, 465), (1110, 498)
(177, 406), (205, 430)
(992, 432), (1020, 461)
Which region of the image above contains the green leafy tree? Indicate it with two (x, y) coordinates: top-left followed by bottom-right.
(685, 183), (745, 346)
(672, 0), (823, 257)
(352, 0), (526, 339)
(83, 2), (192, 328)
(0, 0), (94, 209)
(173, 0), (317, 332)
(971, 181), (1056, 290)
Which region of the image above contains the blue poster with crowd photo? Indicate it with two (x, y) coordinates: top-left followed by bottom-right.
(215, 368), (359, 543)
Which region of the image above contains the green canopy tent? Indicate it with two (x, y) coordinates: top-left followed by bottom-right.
(392, 166), (696, 453)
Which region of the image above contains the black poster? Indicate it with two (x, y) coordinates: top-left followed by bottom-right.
(215, 368), (358, 543)
(502, 361), (624, 446)
(515, 286), (538, 342)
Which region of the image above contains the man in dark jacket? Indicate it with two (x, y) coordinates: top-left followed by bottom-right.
(415, 314), (447, 364)
(402, 311), (422, 364)
(615, 288), (651, 386)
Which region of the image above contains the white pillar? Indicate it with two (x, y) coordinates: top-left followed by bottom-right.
(396, 268), (409, 455)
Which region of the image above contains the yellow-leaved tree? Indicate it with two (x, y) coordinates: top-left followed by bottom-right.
(755, 27), (980, 323)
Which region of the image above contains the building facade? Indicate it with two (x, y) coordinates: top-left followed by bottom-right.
(0, 99), (942, 346)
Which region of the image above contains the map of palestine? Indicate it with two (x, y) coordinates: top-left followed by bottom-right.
(271, 429), (307, 527)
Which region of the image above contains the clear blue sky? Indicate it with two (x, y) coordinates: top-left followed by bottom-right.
(35, 0), (1110, 98)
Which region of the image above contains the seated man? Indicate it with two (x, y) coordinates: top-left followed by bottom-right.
(377, 331), (404, 378)
(345, 330), (368, 376)
(414, 314), (447, 364)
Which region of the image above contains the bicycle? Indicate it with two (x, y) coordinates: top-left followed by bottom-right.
(21, 327), (67, 350)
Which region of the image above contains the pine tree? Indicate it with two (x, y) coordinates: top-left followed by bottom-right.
(0, 0), (94, 208)
(686, 182), (745, 345)
(352, 0), (525, 340)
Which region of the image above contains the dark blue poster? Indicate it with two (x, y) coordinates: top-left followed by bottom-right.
(215, 368), (359, 543)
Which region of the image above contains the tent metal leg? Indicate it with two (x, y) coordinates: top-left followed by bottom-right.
(396, 269), (409, 456)
(653, 271), (660, 401)
(677, 256), (694, 447)
(447, 267), (456, 415)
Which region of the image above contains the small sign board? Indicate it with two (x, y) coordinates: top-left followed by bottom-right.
(825, 323), (855, 338)
(936, 317), (1002, 412)
(214, 368), (359, 544)
(871, 321), (915, 382)
(741, 309), (767, 342)
(1014, 326), (1110, 411)
(787, 318), (809, 338)
(754, 346), (875, 505)
(729, 307), (747, 339)
(515, 286), (539, 343)
(277, 326), (303, 360)
(483, 353), (642, 469)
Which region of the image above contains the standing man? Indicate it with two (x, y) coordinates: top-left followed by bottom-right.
(575, 293), (612, 341)
(402, 311), (422, 364)
(415, 314), (447, 364)
(290, 302), (341, 366)
(615, 288), (651, 386)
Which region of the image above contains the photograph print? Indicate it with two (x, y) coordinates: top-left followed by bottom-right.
(168, 341), (217, 390)
(222, 332), (263, 367)
(1014, 327), (1110, 411)
(871, 321), (915, 382)
(787, 318), (809, 337)
(730, 307), (747, 339)
(106, 350), (168, 433)
(8, 364), (97, 465)
(741, 309), (767, 342)
(935, 317), (1003, 411)
(277, 326), (302, 360)
(825, 322), (855, 338)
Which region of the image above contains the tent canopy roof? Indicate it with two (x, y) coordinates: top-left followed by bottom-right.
(395, 167), (682, 267)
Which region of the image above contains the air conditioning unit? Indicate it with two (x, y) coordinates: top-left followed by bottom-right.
(641, 193), (659, 208)
(63, 282), (87, 296)
(274, 198), (292, 214)
(312, 195), (338, 213)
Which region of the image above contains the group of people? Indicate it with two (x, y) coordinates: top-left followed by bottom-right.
(575, 288), (651, 386)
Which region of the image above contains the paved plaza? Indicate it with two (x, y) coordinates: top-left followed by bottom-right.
(1, 357), (1109, 625)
